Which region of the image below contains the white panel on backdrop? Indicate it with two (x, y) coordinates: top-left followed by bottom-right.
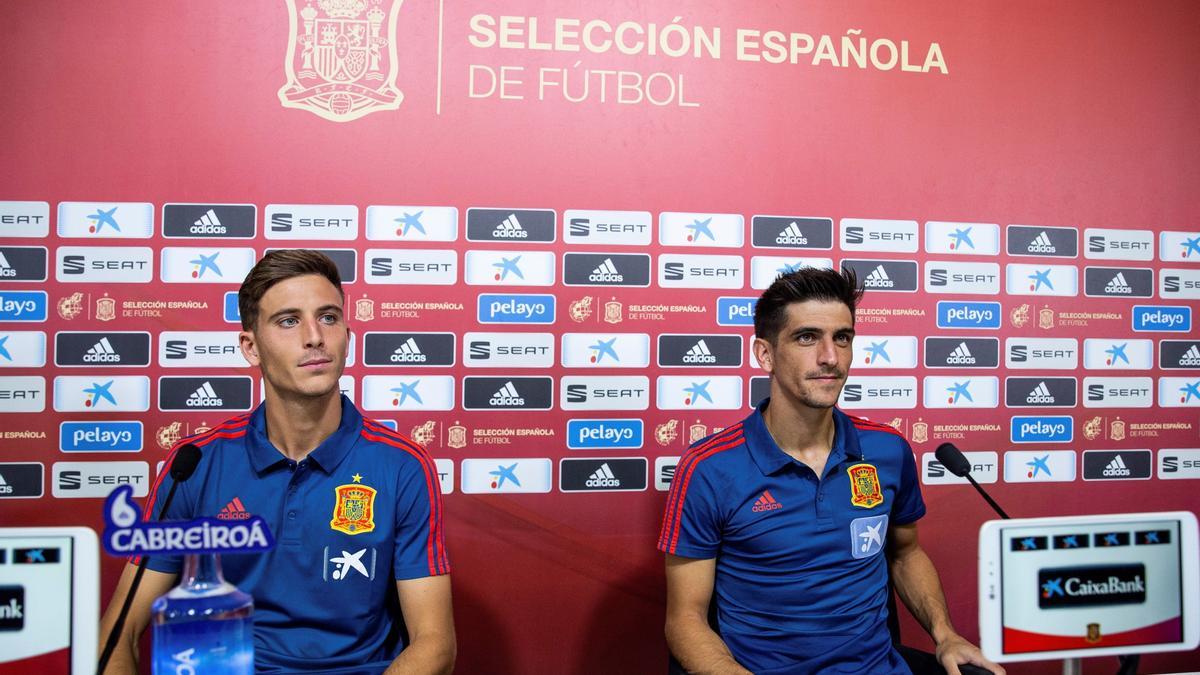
(366, 206), (458, 241)
(560, 333), (650, 368)
(364, 249), (457, 285)
(839, 376), (918, 409)
(160, 248), (257, 284)
(52, 376), (149, 412)
(361, 375), (454, 411)
(563, 210), (652, 246)
(1003, 450), (1077, 483)
(655, 376), (742, 410)
(464, 250), (556, 286)
(658, 254), (744, 289)
(852, 336), (919, 369)
(840, 218), (919, 253)
(1084, 228), (1154, 261)
(462, 332), (554, 367)
(1082, 339), (1154, 370)
(750, 256), (834, 289)
(1159, 232), (1200, 263)
(924, 222), (1000, 255)
(0, 201), (50, 237)
(0, 376), (45, 412)
(57, 202), (153, 239)
(1005, 264), (1078, 296)
(55, 247), (153, 283)
(0, 331), (46, 367)
(265, 204), (359, 240)
(922, 376), (999, 409)
(659, 212), (743, 247)
(461, 458), (552, 494)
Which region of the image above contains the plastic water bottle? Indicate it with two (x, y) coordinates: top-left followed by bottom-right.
(151, 553), (254, 674)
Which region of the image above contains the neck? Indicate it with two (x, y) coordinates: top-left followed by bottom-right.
(761, 390), (837, 461)
(262, 387), (342, 461)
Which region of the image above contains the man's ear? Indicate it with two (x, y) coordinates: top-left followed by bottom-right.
(752, 336), (774, 374)
(239, 330), (260, 367)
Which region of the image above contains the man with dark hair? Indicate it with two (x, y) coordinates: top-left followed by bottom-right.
(660, 267), (1001, 674)
(100, 250), (455, 674)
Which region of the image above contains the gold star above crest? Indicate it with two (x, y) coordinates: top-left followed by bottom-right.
(352, 473), (363, 483)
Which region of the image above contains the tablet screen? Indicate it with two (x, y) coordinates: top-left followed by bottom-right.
(0, 535), (77, 672)
(999, 518), (1184, 654)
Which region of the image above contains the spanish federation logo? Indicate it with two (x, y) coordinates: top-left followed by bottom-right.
(279, 0), (404, 122)
(330, 473), (377, 535)
(847, 463), (884, 508)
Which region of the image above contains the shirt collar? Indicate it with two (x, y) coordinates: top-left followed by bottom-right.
(743, 397), (864, 476)
(246, 395), (362, 475)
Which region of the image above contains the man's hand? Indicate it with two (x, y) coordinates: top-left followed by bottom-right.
(934, 632), (1005, 675)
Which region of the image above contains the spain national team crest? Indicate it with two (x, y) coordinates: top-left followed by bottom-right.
(278, 0), (404, 122)
(96, 295), (116, 322)
(847, 463), (884, 509)
(330, 478), (377, 535)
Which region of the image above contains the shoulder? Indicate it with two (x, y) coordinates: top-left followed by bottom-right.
(168, 413), (252, 458)
(357, 416), (437, 470)
(843, 413), (913, 457)
(677, 422), (750, 479)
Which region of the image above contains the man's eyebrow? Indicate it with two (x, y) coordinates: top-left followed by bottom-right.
(265, 304), (343, 322)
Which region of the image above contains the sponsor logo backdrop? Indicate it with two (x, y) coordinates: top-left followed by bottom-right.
(0, 1), (1197, 672)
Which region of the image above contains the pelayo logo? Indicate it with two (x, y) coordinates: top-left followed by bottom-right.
(102, 485), (274, 556)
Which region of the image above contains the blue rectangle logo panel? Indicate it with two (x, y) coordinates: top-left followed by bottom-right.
(1132, 305), (1191, 332)
(936, 301), (1001, 329)
(477, 294), (555, 324)
(566, 419), (644, 450)
(223, 291), (240, 324)
(59, 421), (143, 452)
(717, 297), (757, 326)
(1010, 416), (1073, 444)
(0, 291), (48, 322)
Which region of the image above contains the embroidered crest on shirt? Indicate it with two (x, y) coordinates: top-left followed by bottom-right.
(330, 473), (377, 535)
(846, 463), (884, 509)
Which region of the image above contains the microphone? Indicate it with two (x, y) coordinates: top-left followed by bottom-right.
(97, 443), (202, 675)
(934, 443), (1010, 520)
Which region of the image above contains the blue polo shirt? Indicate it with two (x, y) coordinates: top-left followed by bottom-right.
(658, 399), (925, 674)
(143, 396), (449, 674)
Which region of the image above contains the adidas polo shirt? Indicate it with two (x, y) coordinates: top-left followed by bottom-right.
(143, 396), (449, 674)
(659, 398), (925, 674)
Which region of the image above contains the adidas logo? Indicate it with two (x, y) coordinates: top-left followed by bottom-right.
(585, 463), (621, 488)
(1104, 272), (1132, 294)
(751, 490), (783, 513)
(216, 496), (251, 521)
(0, 473), (11, 494)
(1027, 231), (1056, 254)
(492, 214), (527, 238)
(389, 337), (427, 363)
(84, 337), (121, 363)
(489, 381), (525, 407)
(589, 258), (623, 283)
(863, 265), (893, 288)
(1026, 381), (1055, 404)
(1103, 454), (1131, 477)
(946, 342), (976, 365)
(683, 339), (717, 364)
(775, 221), (808, 245)
(0, 252), (15, 277)
(187, 381), (223, 407)
(1179, 345), (1200, 367)
(190, 208), (226, 235)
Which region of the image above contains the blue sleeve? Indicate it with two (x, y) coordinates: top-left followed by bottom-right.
(392, 454), (450, 580)
(658, 457), (723, 559)
(891, 439), (926, 526)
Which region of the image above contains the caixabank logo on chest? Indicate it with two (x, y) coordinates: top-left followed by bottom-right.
(278, 0), (404, 122)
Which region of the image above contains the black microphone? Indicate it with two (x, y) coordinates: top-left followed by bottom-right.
(97, 443), (202, 675)
(934, 443), (1010, 520)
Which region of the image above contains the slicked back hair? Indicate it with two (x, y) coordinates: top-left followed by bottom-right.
(754, 267), (863, 344)
(238, 249), (344, 330)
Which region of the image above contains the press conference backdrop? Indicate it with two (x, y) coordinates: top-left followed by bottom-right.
(0, 1), (1197, 672)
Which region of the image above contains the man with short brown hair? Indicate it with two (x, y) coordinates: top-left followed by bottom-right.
(100, 250), (455, 674)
